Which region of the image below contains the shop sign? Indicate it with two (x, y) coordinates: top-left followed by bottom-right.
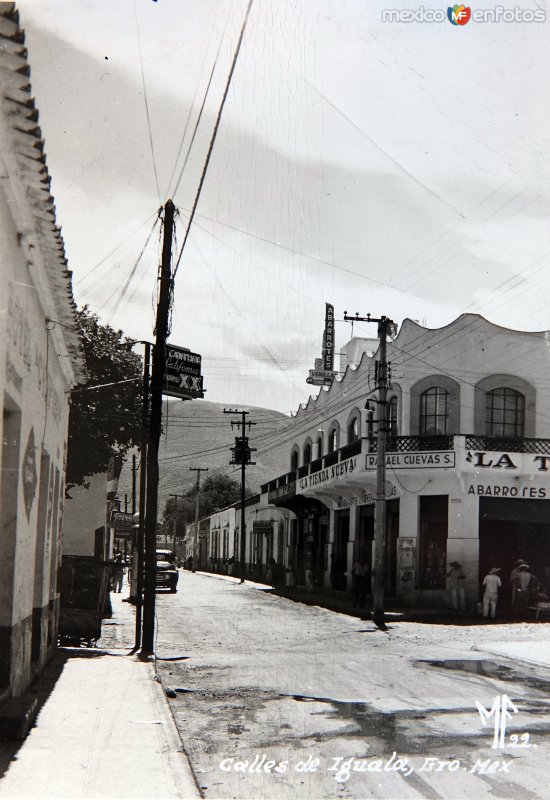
(305, 303), (336, 385)
(268, 481), (296, 504)
(163, 343), (204, 400)
(111, 511), (133, 532)
(467, 483), (547, 498)
(299, 456), (357, 491)
(465, 450), (550, 473)
(306, 368), (337, 386)
(252, 522), (273, 535)
(366, 451), (455, 470)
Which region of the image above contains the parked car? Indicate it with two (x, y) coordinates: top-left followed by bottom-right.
(155, 549), (179, 593)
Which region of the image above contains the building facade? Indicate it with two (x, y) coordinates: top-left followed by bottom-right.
(0, 4), (84, 701)
(192, 314), (550, 613)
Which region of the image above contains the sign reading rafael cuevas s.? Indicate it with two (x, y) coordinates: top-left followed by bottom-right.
(162, 343), (205, 400)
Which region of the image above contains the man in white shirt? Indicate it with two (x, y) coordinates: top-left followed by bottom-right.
(482, 567), (502, 620)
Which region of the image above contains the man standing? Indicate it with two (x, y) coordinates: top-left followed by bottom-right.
(482, 567), (501, 620)
(446, 561), (466, 611)
(352, 557), (369, 608)
(510, 559), (526, 611)
(512, 564), (532, 617)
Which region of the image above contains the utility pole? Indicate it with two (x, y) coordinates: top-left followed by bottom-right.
(189, 467), (208, 567)
(142, 200), (175, 654)
(131, 342), (151, 650)
(344, 311), (394, 630)
(224, 409), (256, 583)
(168, 494), (184, 554)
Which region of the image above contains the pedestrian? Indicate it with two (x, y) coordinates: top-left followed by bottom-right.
(512, 564), (532, 617)
(482, 567), (501, 620)
(329, 553), (337, 592)
(446, 561), (466, 611)
(510, 559), (527, 611)
(286, 566), (296, 593)
(351, 557), (369, 608)
(112, 553), (124, 593)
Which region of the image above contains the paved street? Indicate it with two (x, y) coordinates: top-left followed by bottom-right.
(140, 571), (550, 800)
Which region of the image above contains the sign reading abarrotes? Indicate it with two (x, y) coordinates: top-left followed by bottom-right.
(366, 451), (456, 469)
(163, 343), (204, 400)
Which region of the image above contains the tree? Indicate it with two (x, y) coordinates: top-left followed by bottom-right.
(66, 307), (143, 490)
(163, 473), (252, 531)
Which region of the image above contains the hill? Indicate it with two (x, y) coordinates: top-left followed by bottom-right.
(116, 400), (291, 515)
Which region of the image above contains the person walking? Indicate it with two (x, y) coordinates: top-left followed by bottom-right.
(112, 553), (124, 593)
(482, 567), (501, 620)
(351, 557), (369, 608)
(446, 561), (466, 611)
(512, 563), (532, 617)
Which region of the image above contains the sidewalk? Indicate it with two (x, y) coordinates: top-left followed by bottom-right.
(0, 593), (200, 800)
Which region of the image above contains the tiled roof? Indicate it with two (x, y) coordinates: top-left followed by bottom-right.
(0, 3), (86, 384)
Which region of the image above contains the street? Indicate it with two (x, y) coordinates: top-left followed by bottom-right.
(138, 571), (550, 800)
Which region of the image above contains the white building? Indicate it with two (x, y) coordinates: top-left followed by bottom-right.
(0, 3), (85, 702)
(260, 314), (550, 610)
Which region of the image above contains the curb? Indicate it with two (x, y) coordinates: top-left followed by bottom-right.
(151, 666), (204, 799)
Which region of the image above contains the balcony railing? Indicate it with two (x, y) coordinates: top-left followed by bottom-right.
(371, 435), (454, 453)
(339, 440), (362, 460)
(465, 435), (550, 454)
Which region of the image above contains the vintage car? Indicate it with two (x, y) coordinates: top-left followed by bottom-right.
(155, 549), (179, 592)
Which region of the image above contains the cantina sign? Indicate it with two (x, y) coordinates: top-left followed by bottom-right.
(163, 343), (204, 400)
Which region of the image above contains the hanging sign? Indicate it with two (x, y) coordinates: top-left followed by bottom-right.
(163, 343), (205, 400)
(323, 303), (335, 371)
(306, 303), (337, 386)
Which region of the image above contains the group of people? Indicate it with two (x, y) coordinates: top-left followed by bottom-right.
(447, 558), (549, 620)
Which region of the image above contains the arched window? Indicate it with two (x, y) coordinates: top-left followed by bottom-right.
(303, 440), (312, 465)
(365, 401), (375, 440)
(486, 388), (525, 438)
(290, 448), (299, 471)
(420, 388), (449, 436)
(347, 415), (360, 443)
(327, 424), (339, 454)
(316, 435), (323, 460)
(387, 396), (398, 438)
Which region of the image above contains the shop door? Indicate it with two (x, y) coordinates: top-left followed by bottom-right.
(334, 510), (349, 590)
(358, 506), (374, 594)
(386, 500), (400, 596)
(479, 498), (550, 612)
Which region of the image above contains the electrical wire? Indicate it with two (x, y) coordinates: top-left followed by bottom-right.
(173, 0), (254, 279)
(133, 0), (162, 203)
(170, 32), (226, 199)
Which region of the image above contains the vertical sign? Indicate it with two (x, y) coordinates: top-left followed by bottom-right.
(323, 303), (334, 371)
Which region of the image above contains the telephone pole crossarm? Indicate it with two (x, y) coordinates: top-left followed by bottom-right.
(223, 409), (256, 583)
(189, 467), (209, 568)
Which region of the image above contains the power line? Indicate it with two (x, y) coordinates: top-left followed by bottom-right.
(133, 0), (162, 203)
(169, 31), (226, 199)
(173, 0), (254, 279)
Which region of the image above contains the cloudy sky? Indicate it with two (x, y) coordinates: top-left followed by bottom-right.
(17, 0), (550, 413)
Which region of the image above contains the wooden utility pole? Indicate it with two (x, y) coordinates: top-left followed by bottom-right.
(189, 467), (208, 566)
(344, 312), (393, 630)
(224, 409), (256, 583)
(132, 342), (151, 650)
(142, 200), (175, 654)
(168, 493), (185, 554)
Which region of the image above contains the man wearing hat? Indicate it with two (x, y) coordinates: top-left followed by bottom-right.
(446, 561), (466, 611)
(482, 567), (502, 620)
(512, 563), (533, 617)
(510, 559), (527, 613)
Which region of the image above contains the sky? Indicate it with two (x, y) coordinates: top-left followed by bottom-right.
(16, 0), (550, 414)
